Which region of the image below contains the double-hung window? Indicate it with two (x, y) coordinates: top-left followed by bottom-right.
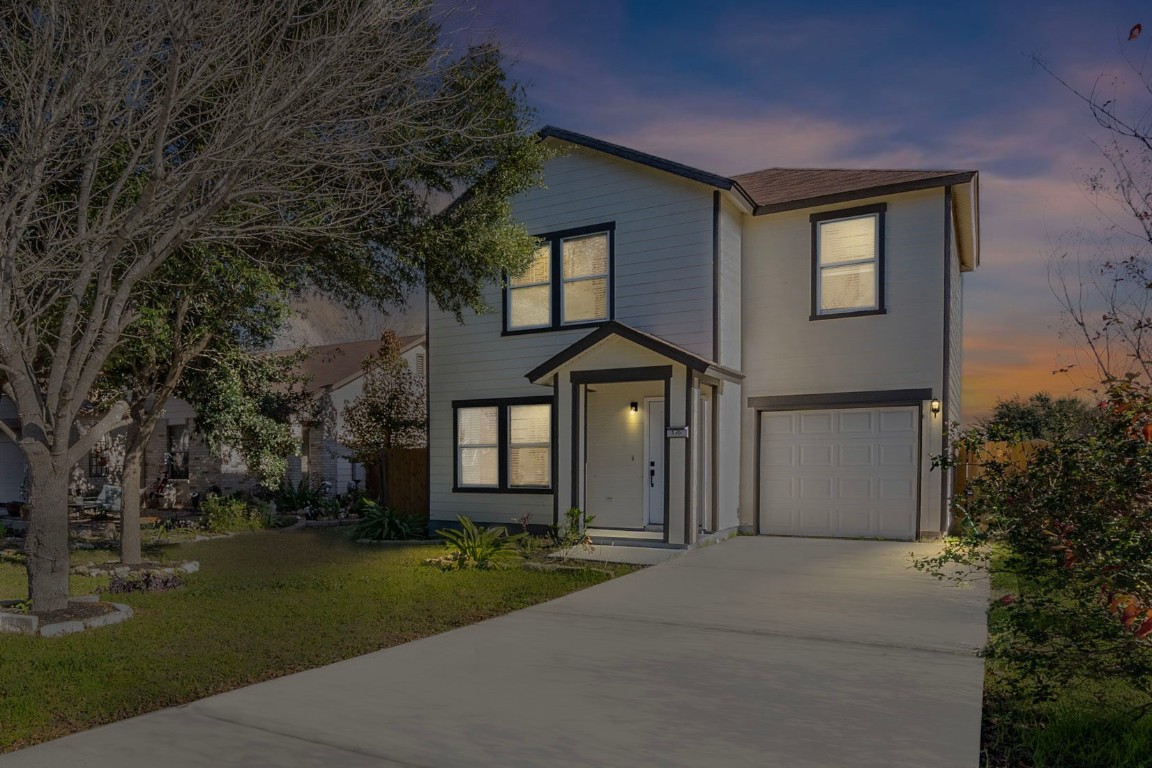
(811, 203), (886, 319)
(454, 398), (552, 492)
(506, 223), (613, 332)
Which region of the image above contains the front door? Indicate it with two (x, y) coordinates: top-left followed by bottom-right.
(645, 398), (665, 526)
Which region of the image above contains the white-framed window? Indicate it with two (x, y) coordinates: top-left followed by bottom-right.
(453, 398), (552, 492)
(811, 203), (886, 318)
(456, 406), (499, 488)
(505, 223), (613, 333)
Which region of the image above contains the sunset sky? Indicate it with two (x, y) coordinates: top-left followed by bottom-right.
(456, 0), (1152, 422)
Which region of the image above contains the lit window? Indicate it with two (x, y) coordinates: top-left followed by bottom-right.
(505, 224), (613, 332)
(456, 406), (499, 488)
(508, 244), (552, 330)
(453, 399), (552, 492)
(508, 404), (550, 487)
(812, 204), (885, 317)
(561, 233), (609, 324)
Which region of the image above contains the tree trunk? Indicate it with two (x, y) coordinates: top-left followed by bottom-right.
(119, 440), (145, 566)
(24, 457), (72, 612)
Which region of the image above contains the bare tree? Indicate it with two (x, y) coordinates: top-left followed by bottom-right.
(0, 0), (543, 610)
(1042, 37), (1152, 392)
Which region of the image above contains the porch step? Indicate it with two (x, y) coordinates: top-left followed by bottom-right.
(588, 536), (687, 550)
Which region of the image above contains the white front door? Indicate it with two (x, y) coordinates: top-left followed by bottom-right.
(645, 398), (665, 526)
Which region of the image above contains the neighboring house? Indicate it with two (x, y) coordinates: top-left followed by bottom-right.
(281, 336), (426, 493)
(428, 127), (979, 544)
(0, 336), (427, 508)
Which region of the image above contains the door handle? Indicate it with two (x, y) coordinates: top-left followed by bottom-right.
(650, 462), (656, 488)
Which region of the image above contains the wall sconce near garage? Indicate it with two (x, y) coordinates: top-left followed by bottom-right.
(630, 401), (638, 412)
(930, 399), (941, 416)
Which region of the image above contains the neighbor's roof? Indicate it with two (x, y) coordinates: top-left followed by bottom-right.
(538, 126), (976, 215)
(286, 336), (423, 393)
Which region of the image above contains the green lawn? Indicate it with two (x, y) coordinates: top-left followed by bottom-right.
(0, 529), (627, 753)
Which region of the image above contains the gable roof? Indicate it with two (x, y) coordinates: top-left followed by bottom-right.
(538, 125), (976, 217)
(730, 168), (977, 215)
(284, 336), (424, 394)
(526, 321), (742, 384)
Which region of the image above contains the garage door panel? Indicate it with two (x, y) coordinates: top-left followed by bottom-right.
(879, 444), (915, 466)
(838, 445), (873, 466)
(798, 412), (833, 434)
(760, 406), (920, 541)
(799, 445), (833, 467)
(879, 409), (916, 433)
(837, 411), (873, 433)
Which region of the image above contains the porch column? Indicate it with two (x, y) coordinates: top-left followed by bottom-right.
(666, 364), (689, 545)
(555, 374), (573, 530)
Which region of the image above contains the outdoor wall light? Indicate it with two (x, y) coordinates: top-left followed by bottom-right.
(930, 399), (941, 415)
(630, 402), (638, 412)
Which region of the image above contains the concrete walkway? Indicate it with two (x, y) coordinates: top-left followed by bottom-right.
(2, 537), (988, 768)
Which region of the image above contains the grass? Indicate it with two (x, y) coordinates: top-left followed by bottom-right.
(0, 529), (633, 753)
(979, 548), (1152, 767)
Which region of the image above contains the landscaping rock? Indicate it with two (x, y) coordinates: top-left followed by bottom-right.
(39, 620), (84, 638)
(179, 561), (200, 574)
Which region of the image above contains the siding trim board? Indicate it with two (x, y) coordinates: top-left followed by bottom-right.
(712, 190), (721, 362)
(747, 389), (933, 411)
(526, 320), (743, 384)
(941, 186), (954, 534)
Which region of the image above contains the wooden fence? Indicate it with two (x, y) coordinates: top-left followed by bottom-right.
(364, 448), (428, 520)
(950, 440), (1048, 528)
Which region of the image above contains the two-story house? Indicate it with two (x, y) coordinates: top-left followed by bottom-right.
(429, 127), (979, 546)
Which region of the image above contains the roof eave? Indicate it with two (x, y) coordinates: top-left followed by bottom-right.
(751, 172), (977, 216)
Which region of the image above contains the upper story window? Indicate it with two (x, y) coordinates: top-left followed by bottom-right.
(505, 223), (614, 333)
(810, 203), (886, 319)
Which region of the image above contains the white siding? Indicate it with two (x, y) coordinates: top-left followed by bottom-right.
(947, 218), (963, 424)
(718, 197), (743, 369)
(716, 381), (741, 531)
(739, 188), (948, 536)
(429, 148), (715, 526)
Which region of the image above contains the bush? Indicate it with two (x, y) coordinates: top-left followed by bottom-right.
(272, 478), (323, 514)
(431, 515), (525, 570)
(202, 496), (274, 533)
(107, 570), (183, 593)
(920, 381), (1152, 706)
(548, 507), (595, 552)
(348, 500), (423, 541)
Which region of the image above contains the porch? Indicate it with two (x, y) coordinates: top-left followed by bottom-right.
(526, 321), (741, 548)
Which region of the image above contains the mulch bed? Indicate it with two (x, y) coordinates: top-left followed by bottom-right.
(24, 601), (119, 625)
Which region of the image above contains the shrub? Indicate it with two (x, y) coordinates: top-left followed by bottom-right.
(349, 500), (423, 541)
(548, 507), (595, 552)
(273, 478), (324, 514)
(432, 515), (525, 570)
(919, 380), (1152, 707)
(202, 496), (274, 533)
(107, 570), (183, 593)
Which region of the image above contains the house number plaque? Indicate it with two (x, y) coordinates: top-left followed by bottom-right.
(666, 426), (689, 439)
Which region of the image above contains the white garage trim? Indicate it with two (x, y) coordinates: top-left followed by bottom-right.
(751, 390), (931, 541)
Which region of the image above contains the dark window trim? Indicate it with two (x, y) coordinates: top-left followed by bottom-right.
(747, 388), (933, 411)
(810, 203), (887, 320)
(503, 222), (616, 335)
(452, 396), (554, 494)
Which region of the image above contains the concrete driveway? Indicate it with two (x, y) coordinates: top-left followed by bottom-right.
(2, 536), (988, 768)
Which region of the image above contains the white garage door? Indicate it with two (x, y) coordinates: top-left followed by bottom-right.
(759, 406), (920, 540)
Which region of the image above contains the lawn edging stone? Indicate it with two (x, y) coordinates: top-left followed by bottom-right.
(0, 596), (133, 637)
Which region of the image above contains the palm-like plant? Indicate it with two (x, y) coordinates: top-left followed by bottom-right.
(435, 515), (526, 569)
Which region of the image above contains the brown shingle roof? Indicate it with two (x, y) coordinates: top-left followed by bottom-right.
(731, 168), (976, 214)
(284, 336), (423, 393)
